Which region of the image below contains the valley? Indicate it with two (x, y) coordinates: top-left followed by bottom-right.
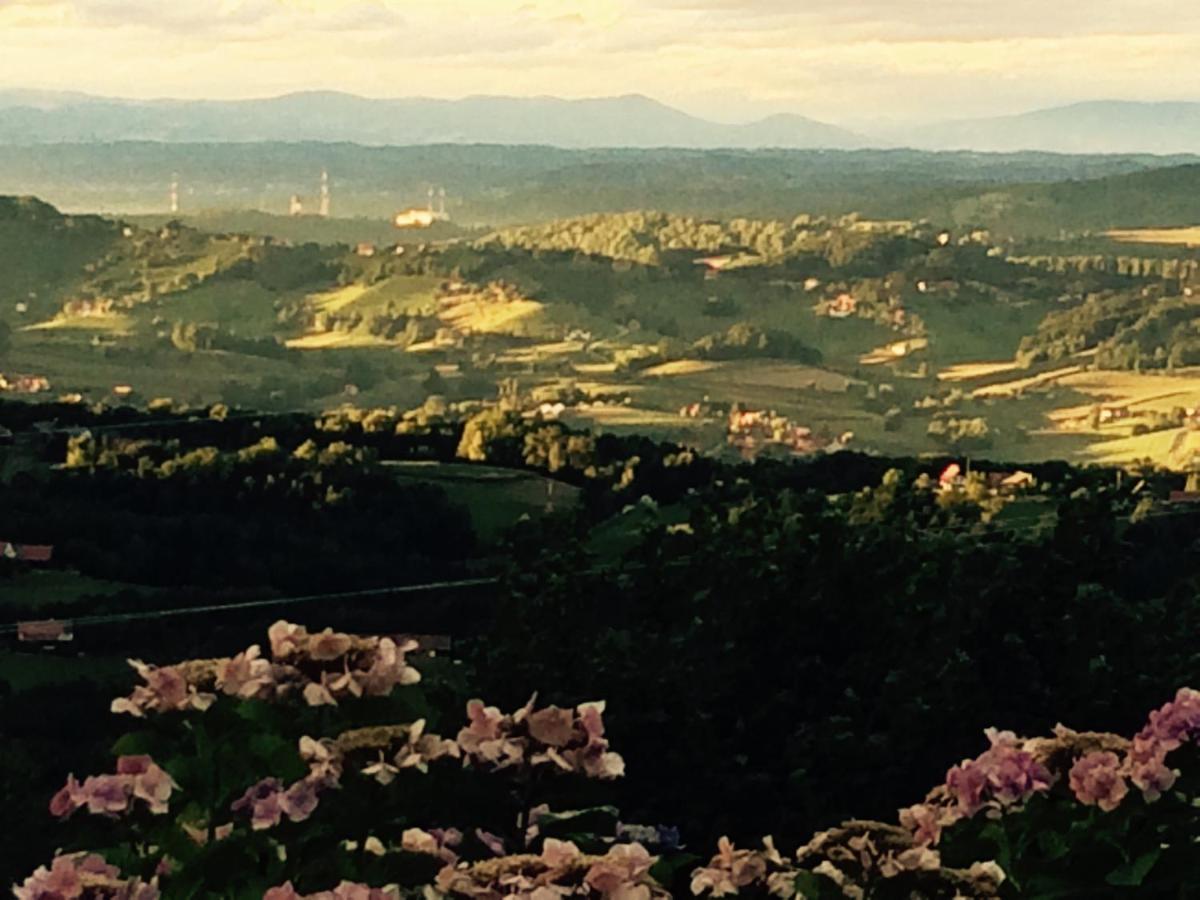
(5, 197), (1200, 469)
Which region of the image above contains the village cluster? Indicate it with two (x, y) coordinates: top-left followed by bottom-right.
(723, 405), (854, 458)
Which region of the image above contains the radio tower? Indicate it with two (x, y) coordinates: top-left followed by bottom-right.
(427, 186), (435, 214)
(169, 173), (179, 215)
(438, 186), (447, 219)
(319, 169), (331, 218)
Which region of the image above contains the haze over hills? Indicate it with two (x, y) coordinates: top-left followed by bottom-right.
(7, 90), (1200, 153)
(0, 90), (868, 150)
(891, 101), (1200, 155)
(0, 141), (1195, 236)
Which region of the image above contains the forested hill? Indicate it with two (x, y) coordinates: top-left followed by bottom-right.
(0, 197), (124, 317)
(480, 210), (926, 266)
(1, 142), (1196, 236)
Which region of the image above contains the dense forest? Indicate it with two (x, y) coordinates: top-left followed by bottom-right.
(3, 143), (1200, 237)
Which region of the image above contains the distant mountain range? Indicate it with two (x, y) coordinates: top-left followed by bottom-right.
(5, 91), (1200, 155)
(886, 101), (1200, 155)
(0, 91), (867, 150)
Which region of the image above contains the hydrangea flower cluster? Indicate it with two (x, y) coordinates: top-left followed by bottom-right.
(110, 658), (219, 717)
(456, 696), (625, 779)
(14, 854), (159, 900)
(231, 776), (322, 831)
(110, 621), (423, 717)
(49, 756), (179, 819)
(688, 826), (1005, 899)
(232, 723), (462, 832)
(792, 822), (1004, 899)
(1125, 687), (1200, 802)
(434, 839), (665, 899)
(266, 622), (422, 707)
(400, 827), (465, 865)
(690, 836), (786, 898)
(263, 882), (397, 899)
(900, 687), (1200, 848)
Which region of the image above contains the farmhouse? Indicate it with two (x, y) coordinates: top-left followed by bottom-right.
(827, 293), (858, 318)
(986, 471), (1037, 493)
(3, 375), (51, 394)
(63, 297), (115, 318)
(695, 256), (735, 280)
(1, 541), (54, 562)
(17, 619), (73, 643)
(394, 208), (437, 229)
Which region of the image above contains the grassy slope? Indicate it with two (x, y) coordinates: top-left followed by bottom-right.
(383, 461), (581, 540)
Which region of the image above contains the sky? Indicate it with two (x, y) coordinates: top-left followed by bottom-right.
(2, 0), (1199, 125)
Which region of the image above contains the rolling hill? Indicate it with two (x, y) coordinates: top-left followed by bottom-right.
(0, 141), (1190, 231)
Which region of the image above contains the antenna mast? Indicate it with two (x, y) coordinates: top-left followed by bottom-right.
(319, 169), (331, 218)
(169, 173), (179, 215)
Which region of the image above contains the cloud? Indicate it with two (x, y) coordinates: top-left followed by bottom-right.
(0, 0), (1199, 123)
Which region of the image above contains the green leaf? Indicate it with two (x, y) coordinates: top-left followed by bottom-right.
(648, 851), (701, 887)
(1106, 849), (1161, 887)
(537, 806), (620, 839)
(1036, 829), (1071, 861)
(111, 731), (163, 757)
(793, 870), (842, 899)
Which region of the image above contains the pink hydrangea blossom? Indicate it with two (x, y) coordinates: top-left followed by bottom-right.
(393, 719), (460, 772)
(361, 752), (400, 786)
(358, 638), (421, 695)
(474, 828), (507, 857)
(898, 803), (951, 847)
(528, 706), (575, 748)
(263, 884), (303, 900)
(231, 778), (285, 830)
(1127, 740), (1179, 802)
(540, 838), (582, 869)
(268, 621), (307, 659)
(401, 827), (462, 864)
(51, 757), (179, 820)
(585, 843), (654, 895)
(690, 837), (771, 897)
(111, 659), (216, 717)
(1069, 752), (1128, 812)
(308, 628), (353, 662)
(82, 775), (130, 816)
(299, 736), (343, 786)
(116, 755), (179, 814)
(303, 678), (338, 708)
(233, 773), (327, 831)
(14, 854), (157, 900)
(48, 775), (85, 819)
(217, 646), (276, 700)
(280, 777), (321, 823)
(181, 822), (235, 846)
(456, 697), (625, 779)
(15, 855), (84, 900)
(262, 883), (394, 900)
(944, 729), (1051, 817)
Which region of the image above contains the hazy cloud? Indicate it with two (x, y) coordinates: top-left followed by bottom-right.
(1, 0), (1199, 123)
